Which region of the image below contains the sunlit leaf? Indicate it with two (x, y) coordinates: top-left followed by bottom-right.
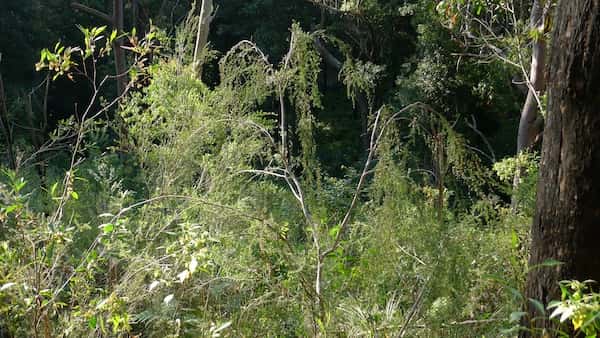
(163, 294), (174, 304)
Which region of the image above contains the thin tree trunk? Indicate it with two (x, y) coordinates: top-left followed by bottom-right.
(516, 0), (547, 154)
(314, 37), (370, 149)
(511, 0), (549, 211)
(71, 1), (127, 96)
(132, 0), (139, 33)
(113, 0), (127, 96)
(0, 72), (16, 170)
(193, 0), (214, 79)
(521, 0), (600, 336)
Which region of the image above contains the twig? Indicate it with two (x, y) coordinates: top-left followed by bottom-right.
(398, 278), (429, 338)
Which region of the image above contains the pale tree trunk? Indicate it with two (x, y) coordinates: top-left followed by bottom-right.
(521, 0), (600, 336)
(511, 0), (549, 210)
(193, 0), (215, 79)
(516, 0), (547, 153)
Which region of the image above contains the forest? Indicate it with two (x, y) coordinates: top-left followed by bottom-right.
(0, 0), (599, 337)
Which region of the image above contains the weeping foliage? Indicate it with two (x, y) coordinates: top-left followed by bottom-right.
(0, 10), (533, 338)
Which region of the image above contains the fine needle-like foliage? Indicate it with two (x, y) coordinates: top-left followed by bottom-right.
(3, 1), (591, 337)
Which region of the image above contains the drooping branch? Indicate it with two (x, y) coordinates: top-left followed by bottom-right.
(70, 2), (112, 23)
(321, 102), (426, 259)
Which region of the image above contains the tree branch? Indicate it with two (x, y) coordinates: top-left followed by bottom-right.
(313, 37), (342, 71)
(71, 2), (112, 23)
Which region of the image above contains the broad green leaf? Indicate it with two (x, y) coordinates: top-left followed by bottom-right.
(100, 223), (114, 234)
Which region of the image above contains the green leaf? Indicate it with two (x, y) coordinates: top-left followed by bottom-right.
(71, 191), (79, 200)
(529, 298), (546, 315)
(510, 311), (526, 323)
(581, 311), (600, 331)
(511, 229), (519, 249)
(95, 26), (107, 36)
(50, 182), (59, 196)
(100, 223), (114, 234)
(88, 316), (97, 329)
(328, 225), (340, 238)
(4, 204), (18, 214)
(529, 259), (564, 271)
(15, 179), (27, 192)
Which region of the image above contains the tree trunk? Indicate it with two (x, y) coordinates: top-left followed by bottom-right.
(71, 1), (127, 96)
(511, 0), (549, 211)
(113, 0), (127, 96)
(522, 0), (600, 336)
(313, 37), (370, 149)
(193, 0), (214, 79)
(516, 0), (547, 154)
(0, 72), (16, 170)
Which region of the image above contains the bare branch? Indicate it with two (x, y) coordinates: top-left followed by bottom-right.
(70, 2), (112, 23)
(398, 278), (429, 338)
(466, 115), (496, 162)
(313, 37), (342, 71)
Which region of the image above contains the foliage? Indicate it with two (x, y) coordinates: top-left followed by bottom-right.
(494, 152), (540, 214)
(548, 280), (600, 337)
(0, 2), (543, 337)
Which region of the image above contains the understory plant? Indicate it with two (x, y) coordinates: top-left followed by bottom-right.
(1, 13), (533, 338)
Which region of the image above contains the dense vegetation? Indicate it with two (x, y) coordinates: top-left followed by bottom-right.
(0, 0), (598, 337)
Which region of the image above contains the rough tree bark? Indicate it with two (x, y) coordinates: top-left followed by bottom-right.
(193, 0), (215, 79)
(521, 0), (600, 336)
